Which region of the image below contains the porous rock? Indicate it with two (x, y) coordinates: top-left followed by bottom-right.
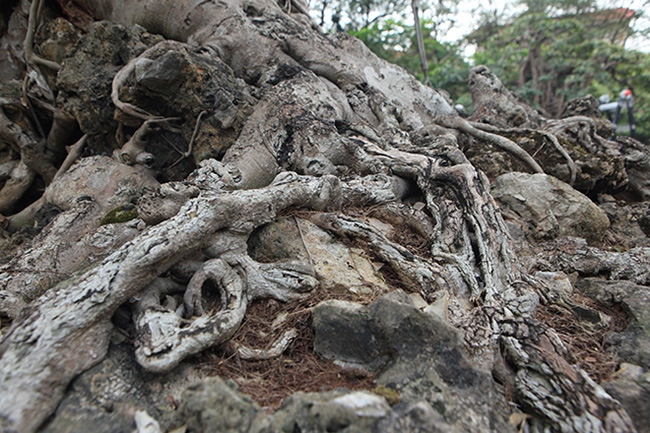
(602, 363), (650, 433)
(491, 172), (610, 242)
(41, 342), (200, 433)
(313, 290), (515, 432)
(168, 376), (468, 433)
(576, 278), (650, 369)
(175, 377), (264, 433)
(57, 21), (163, 136)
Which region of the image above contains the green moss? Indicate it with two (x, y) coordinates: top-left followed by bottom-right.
(372, 385), (400, 406)
(100, 206), (138, 225)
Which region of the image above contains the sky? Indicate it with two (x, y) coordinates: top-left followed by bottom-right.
(442, 0), (650, 52)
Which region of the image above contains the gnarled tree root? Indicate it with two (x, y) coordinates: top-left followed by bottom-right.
(0, 172), (341, 433)
(499, 313), (636, 432)
(435, 115), (544, 175)
(134, 254), (318, 372)
(470, 121), (577, 185)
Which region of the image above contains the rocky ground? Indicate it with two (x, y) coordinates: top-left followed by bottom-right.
(1, 2), (650, 433)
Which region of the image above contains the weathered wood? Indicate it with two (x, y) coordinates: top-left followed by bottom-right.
(0, 173), (340, 432)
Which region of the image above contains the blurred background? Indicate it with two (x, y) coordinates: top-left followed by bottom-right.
(308, 0), (650, 142)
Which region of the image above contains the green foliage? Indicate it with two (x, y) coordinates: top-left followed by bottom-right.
(350, 19), (471, 105)
(517, 0), (596, 15)
(472, 7), (650, 142)
(336, 0), (649, 142)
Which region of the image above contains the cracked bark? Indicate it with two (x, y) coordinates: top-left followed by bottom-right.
(0, 173), (340, 432)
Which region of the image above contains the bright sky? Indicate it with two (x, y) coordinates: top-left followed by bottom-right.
(443, 0), (650, 52)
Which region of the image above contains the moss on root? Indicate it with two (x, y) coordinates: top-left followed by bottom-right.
(100, 206), (138, 225)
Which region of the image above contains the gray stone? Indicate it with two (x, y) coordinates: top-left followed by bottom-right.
(313, 290), (515, 432)
(248, 217), (390, 295)
(176, 377), (263, 433)
(164, 377), (467, 433)
(313, 299), (384, 371)
(136, 51), (189, 94)
(57, 21), (163, 136)
(619, 136), (650, 201)
(265, 391), (385, 433)
(598, 199), (650, 249)
(491, 172), (610, 242)
(576, 278), (650, 369)
(602, 364), (650, 433)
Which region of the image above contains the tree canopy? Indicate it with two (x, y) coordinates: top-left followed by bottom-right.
(316, 0), (650, 142)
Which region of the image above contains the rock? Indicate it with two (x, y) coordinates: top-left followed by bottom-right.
(618, 136), (650, 201)
(267, 390), (389, 433)
(598, 199), (650, 249)
(1, 156), (159, 317)
(136, 50), (189, 95)
(313, 299), (385, 371)
(169, 377), (468, 433)
(313, 290), (515, 432)
(37, 18), (82, 68)
(468, 65), (542, 128)
(602, 364), (650, 433)
(175, 377), (263, 433)
(126, 41), (257, 169)
(45, 155), (159, 213)
(491, 172), (610, 243)
(535, 271), (574, 300)
(248, 217), (391, 295)
(41, 342), (201, 433)
(57, 21), (163, 137)
(576, 278), (650, 368)
(560, 95), (613, 138)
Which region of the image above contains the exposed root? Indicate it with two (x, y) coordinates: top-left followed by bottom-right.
(0, 160), (34, 215)
(231, 328), (298, 360)
(436, 115), (544, 175)
(470, 121), (577, 185)
(23, 0), (61, 71)
(53, 134), (87, 180)
(114, 117), (179, 167)
(111, 41), (186, 121)
(170, 110), (208, 167)
(309, 212), (450, 301)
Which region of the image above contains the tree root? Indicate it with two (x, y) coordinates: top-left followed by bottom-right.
(0, 160), (34, 215)
(135, 253), (318, 372)
(231, 328), (298, 360)
(0, 172), (341, 431)
(170, 110), (208, 168)
(435, 115), (544, 175)
(498, 313), (636, 432)
(352, 139), (517, 302)
(53, 134), (87, 180)
(309, 212), (450, 301)
(114, 117), (179, 167)
(23, 0), (61, 71)
(111, 40), (186, 121)
(470, 121), (577, 185)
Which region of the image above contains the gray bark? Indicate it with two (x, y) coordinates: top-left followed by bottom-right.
(0, 173), (339, 432)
